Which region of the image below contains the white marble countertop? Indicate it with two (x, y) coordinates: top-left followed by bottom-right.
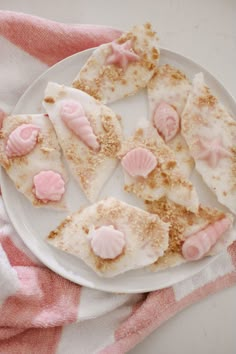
(0, 0), (235, 353)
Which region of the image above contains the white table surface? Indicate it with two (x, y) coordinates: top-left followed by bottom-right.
(0, 1), (235, 353)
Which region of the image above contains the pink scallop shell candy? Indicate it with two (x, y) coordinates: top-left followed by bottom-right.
(5, 124), (40, 158)
(121, 147), (157, 178)
(153, 102), (180, 142)
(88, 225), (125, 259)
(60, 99), (99, 151)
(33, 171), (65, 203)
(182, 217), (232, 261)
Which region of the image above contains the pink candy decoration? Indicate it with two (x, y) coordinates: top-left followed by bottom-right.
(33, 170), (65, 203)
(153, 102), (180, 142)
(194, 136), (232, 168)
(106, 40), (140, 71)
(121, 147), (157, 178)
(182, 217), (231, 261)
(5, 124), (40, 158)
(60, 99), (99, 151)
(88, 225), (125, 259)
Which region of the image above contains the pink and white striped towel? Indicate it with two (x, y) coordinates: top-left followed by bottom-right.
(0, 11), (235, 354)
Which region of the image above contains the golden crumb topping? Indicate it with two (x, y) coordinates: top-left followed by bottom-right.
(197, 85), (217, 108)
(99, 115), (121, 157)
(44, 96), (55, 104)
(149, 64), (188, 89)
(117, 31), (135, 45)
(72, 80), (101, 101)
(152, 47), (159, 60)
(48, 216), (72, 239)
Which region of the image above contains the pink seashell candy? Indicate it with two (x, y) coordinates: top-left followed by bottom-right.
(182, 217), (232, 261)
(194, 136), (232, 168)
(88, 225), (125, 259)
(60, 99), (99, 151)
(33, 170), (65, 203)
(153, 102), (180, 142)
(121, 147), (157, 178)
(5, 124), (40, 158)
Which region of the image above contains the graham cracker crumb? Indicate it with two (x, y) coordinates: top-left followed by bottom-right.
(48, 229), (59, 239)
(145, 22), (152, 30)
(44, 96), (55, 104)
(99, 115), (121, 157)
(82, 226), (89, 234)
(152, 47), (159, 60)
(149, 64), (188, 89)
(197, 86), (217, 107)
(72, 80), (101, 101)
(48, 217), (72, 240)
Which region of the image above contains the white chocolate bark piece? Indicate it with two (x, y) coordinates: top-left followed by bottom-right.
(148, 64), (194, 177)
(182, 73), (236, 214)
(118, 120), (199, 212)
(0, 114), (67, 209)
(73, 23), (160, 103)
(47, 197), (169, 277)
(146, 198), (235, 271)
(43, 82), (123, 202)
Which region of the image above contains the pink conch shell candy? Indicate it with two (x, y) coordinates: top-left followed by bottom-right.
(5, 124), (40, 158)
(153, 102), (180, 142)
(182, 217), (232, 261)
(88, 225), (125, 259)
(121, 147), (157, 178)
(33, 170), (65, 203)
(60, 99), (99, 151)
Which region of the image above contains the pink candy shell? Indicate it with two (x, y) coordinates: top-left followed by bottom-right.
(33, 170), (65, 203)
(106, 40), (139, 71)
(182, 217), (232, 261)
(5, 124), (40, 158)
(60, 99), (99, 151)
(89, 225), (125, 259)
(121, 147), (157, 178)
(153, 102), (180, 142)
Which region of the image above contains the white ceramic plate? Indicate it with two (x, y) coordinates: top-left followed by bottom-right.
(1, 48), (236, 293)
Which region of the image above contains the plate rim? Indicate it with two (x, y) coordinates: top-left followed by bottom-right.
(13, 46), (236, 114)
(0, 46), (234, 293)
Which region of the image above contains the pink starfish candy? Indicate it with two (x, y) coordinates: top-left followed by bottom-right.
(194, 136), (232, 168)
(106, 40), (139, 71)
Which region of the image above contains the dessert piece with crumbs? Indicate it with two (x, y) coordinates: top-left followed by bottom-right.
(148, 64), (194, 177)
(118, 120), (199, 212)
(182, 73), (236, 214)
(73, 23), (160, 103)
(146, 198), (234, 270)
(43, 82), (123, 202)
(0, 114), (67, 209)
(47, 197), (169, 277)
